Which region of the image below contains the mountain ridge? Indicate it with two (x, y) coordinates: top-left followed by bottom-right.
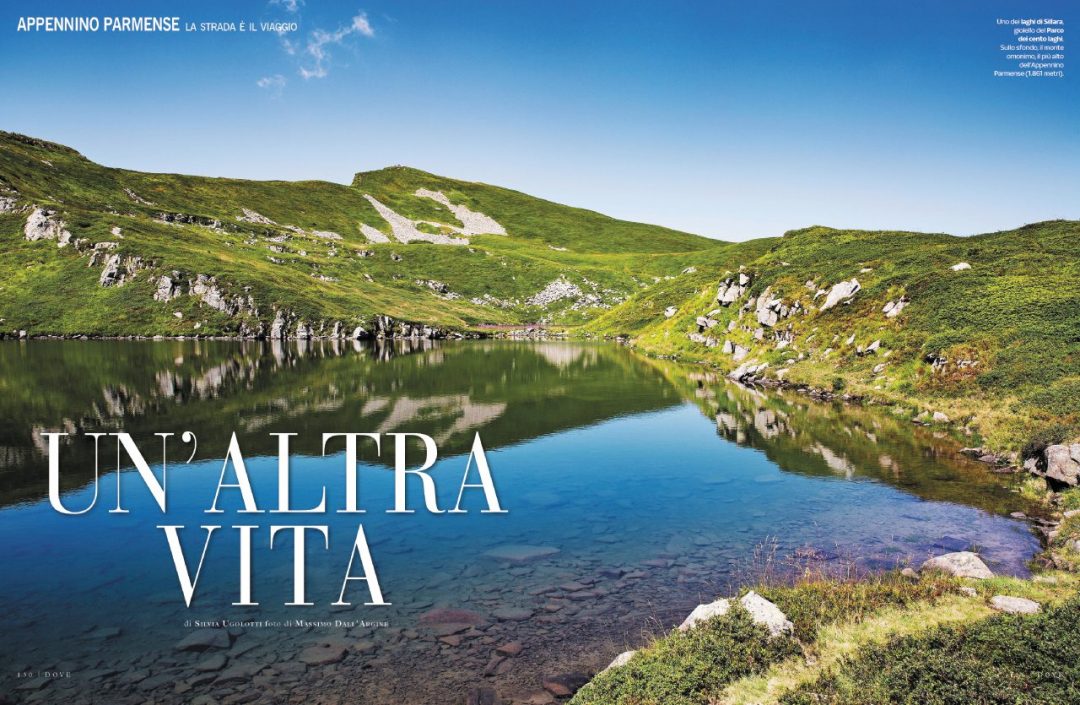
(1, 131), (1076, 454)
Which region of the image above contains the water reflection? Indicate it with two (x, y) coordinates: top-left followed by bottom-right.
(0, 339), (677, 508)
(0, 340), (1041, 704)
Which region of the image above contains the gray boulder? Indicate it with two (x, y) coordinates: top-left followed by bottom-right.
(601, 651), (636, 673)
(739, 591), (794, 637)
(920, 551), (994, 579)
(1045, 444), (1080, 486)
(679, 598), (730, 630)
(989, 595), (1040, 614)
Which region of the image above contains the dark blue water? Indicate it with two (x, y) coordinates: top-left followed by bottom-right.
(0, 340), (1039, 703)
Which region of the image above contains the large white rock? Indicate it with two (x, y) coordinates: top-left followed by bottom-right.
(24, 207), (72, 246)
(601, 650), (637, 673)
(989, 595), (1040, 614)
(678, 592), (793, 638)
(921, 551), (994, 579)
(739, 591), (794, 637)
(819, 279), (861, 311)
(678, 598), (731, 630)
(950, 262), (971, 271)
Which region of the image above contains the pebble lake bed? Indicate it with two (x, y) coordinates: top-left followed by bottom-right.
(0, 340), (1043, 703)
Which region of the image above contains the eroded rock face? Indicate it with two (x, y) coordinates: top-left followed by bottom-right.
(24, 207), (72, 246)
(190, 274), (255, 317)
(920, 551), (994, 579)
(154, 272), (184, 302)
(270, 309), (290, 340)
(155, 211), (223, 230)
(98, 254), (144, 287)
(755, 287), (789, 327)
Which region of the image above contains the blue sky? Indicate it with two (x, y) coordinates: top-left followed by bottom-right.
(2, 0), (1077, 240)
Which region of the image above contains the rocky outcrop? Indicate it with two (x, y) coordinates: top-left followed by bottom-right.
(728, 360), (769, 383)
(527, 278), (583, 307)
(716, 272), (750, 306)
(190, 275), (256, 317)
(270, 309), (290, 340)
(372, 314), (448, 340)
(819, 278), (860, 311)
(98, 254), (145, 287)
(155, 211), (223, 230)
(752, 286), (801, 327)
(0, 190), (20, 213)
(417, 279), (458, 298)
(679, 598), (732, 630)
(24, 207), (72, 246)
(123, 187), (154, 206)
(920, 551), (994, 579)
(153, 272), (184, 302)
(237, 208), (275, 225)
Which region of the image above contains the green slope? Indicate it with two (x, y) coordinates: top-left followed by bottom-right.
(588, 221), (1080, 452)
(0, 131), (717, 337)
(1, 131), (1076, 453)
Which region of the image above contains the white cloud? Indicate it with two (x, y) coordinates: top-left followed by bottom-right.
(256, 74), (287, 96)
(270, 0), (303, 12)
(299, 11), (375, 80)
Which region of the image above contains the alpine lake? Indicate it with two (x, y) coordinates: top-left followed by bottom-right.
(0, 340), (1042, 704)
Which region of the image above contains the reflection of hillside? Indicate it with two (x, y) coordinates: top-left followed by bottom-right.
(641, 359), (1041, 517)
(0, 340), (678, 507)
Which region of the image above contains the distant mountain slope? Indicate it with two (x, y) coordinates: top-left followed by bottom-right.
(0, 131), (718, 337)
(589, 221), (1080, 451)
(2, 131), (1076, 454)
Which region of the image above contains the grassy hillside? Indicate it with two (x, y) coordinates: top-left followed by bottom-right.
(1, 131), (1076, 453)
(587, 221), (1080, 453)
(0, 131), (716, 337)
